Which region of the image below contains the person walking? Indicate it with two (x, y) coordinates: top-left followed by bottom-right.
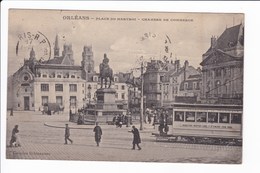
(64, 124), (73, 144)
(93, 122), (102, 146)
(9, 125), (20, 147)
(131, 126), (141, 150)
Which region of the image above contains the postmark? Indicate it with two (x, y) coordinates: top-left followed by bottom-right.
(16, 31), (51, 62)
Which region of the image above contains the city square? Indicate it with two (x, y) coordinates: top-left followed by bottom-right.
(6, 111), (241, 163)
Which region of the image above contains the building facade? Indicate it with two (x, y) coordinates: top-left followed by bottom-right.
(8, 35), (131, 112)
(143, 59), (202, 107)
(200, 24), (244, 104)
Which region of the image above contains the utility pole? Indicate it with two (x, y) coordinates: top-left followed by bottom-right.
(140, 61), (144, 130)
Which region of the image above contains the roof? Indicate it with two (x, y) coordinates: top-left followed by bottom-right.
(187, 74), (202, 80)
(45, 57), (64, 64)
(204, 24), (243, 55)
(200, 49), (243, 66)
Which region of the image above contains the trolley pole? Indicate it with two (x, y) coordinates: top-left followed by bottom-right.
(140, 62), (144, 130)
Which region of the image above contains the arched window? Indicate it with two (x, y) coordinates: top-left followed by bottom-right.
(215, 80), (221, 95)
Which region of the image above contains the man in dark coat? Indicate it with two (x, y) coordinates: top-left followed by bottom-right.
(131, 126), (141, 150)
(64, 124), (73, 144)
(93, 122), (102, 146)
(9, 125), (20, 147)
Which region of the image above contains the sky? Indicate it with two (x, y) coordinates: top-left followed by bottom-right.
(8, 10), (244, 76)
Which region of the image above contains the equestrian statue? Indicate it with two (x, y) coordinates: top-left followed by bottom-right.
(99, 53), (114, 88)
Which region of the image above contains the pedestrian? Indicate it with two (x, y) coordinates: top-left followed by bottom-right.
(130, 125), (141, 150)
(64, 124), (73, 144)
(9, 125), (20, 147)
(10, 108), (14, 116)
(93, 122), (102, 146)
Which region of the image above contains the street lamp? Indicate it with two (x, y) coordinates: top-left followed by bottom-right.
(87, 84), (92, 105)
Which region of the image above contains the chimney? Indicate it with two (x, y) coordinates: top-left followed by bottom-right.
(175, 60), (180, 72)
(211, 36), (217, 49)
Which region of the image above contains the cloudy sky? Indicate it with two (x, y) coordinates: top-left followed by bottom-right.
(8, 10), (243, 76)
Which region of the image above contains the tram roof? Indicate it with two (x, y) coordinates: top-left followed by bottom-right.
(171, 103), (243, 110)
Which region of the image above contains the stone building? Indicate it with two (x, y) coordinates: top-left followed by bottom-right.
(143, 59), (202, 108)
(7, 35), (130, 112)
(200, 24), (244, 104)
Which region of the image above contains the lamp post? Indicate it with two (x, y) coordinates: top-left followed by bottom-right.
(140, 61), (144, 130)
(87, 84), (92, 106)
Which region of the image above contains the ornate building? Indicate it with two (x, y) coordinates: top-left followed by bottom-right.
(200, 24), (244, 104)
(7, 35), (130, 112)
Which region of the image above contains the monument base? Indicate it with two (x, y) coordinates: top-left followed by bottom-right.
(96, 88), (118, 111)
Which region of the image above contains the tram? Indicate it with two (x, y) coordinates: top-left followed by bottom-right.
(154, 103), (242, 146)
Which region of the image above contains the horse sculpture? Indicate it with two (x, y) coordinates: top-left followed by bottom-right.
(99, 54), (114, 88)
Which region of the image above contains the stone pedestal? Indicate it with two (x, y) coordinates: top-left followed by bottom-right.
(85, 88), (126, 123)
(96, 88), (118, 111)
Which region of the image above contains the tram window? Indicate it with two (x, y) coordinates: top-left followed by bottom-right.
(174, 111), (184, 121)
(196, 112), (207, 122)
(208, 112), (218, 123)
(185, 112), (195, 122)
(231, 113), (242, 124)
(219, 113), (230, 123)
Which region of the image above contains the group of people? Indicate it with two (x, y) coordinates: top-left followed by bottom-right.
(10, 123), (142, 150)
(145, 107), (170, 135)
(65, 122), (141, 149)
(112, 112), (132, 128)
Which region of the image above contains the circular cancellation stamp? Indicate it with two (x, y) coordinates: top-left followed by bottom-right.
(15, 31), (51, 62)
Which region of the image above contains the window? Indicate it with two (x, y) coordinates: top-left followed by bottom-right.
(70, 96), (76, 106)
(185, 83), (188, 90)
(121, 85), (125, 90)
(215, 68), (222, 77)
(115, 85), (119, 89)
(18, 103), (20, 107)
(208, 112), (218, 123)
(174, 111), (184, 121)
(122, 93), (125, 100)
(115, 93), (118, 99)
(114, 77), (118, 82)
(196, 112), (207, 122)
(55, 84), (63, 92)
(160, 76), (163, 82)
(57, 75), (62, 78)
(219, 113), (230, 123)
(41, 84), (49, 91)
(56, 96), (63, 106)
(82, 84), (84, 87)
(41, 96), (48, 106)
(25, 88), (27, 92)
(231, 113), (242, 124)
(193, 82), (197, 90)
(69, 84), (77, 92)
(42, 74), (47, 78)
(24, 76), (29, 81)
(185, 112), (195, 122)
(71, 75), (75, 78)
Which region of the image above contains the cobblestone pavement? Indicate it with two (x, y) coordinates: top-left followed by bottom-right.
(5, 111), (242, 163)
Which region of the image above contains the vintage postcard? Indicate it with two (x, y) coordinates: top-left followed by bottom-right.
(6, 9), (243, 164)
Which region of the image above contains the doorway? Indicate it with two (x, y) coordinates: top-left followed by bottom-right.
(24, 96), (30, 110)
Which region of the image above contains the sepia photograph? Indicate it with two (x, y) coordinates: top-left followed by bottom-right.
(5, 9), (244, 164)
